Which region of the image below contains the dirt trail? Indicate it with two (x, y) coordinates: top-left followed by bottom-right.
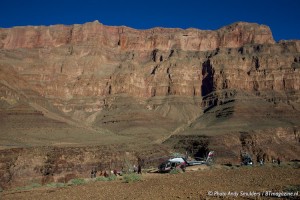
(155, 115), (200, 144)
(2, 164), (299, 200)
(29, 103), (101, 133)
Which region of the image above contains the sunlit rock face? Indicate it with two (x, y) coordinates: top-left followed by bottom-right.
(0, 21), (298, 115)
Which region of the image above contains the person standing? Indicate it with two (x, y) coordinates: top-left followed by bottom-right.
(260, 159), (264, 166)
(137, 164), (142, 174)
(180, 162), (186, 172)
(133, 165), (137, 173)
(104, 170), (109, 177)
(94, 168), (97, 178)
(91, 169), (95, 178)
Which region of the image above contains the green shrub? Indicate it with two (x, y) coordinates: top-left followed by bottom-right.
(46, 182), (66, 188)
(284, 185), (300, 193)
(292, 162), (300, 169)
(14, 187), (24, 191)
(107, 175), (117, 181)
(56, 182), (67, 187)
(123, 173), (141, 183)
(96, 177), (109, 182)
(70, 178), (86, 185)
(14, 183), (42, 191)
(22, 183), (42, 190)
(169, 169), (181, 174)
(30, 183), (42, 188)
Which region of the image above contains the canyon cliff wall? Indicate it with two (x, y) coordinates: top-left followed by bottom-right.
(0, 21), (298, 118)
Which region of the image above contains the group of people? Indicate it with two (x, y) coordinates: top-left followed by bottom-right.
(90, 169), (121, 178)
(259, 157), (281, 166)
(90, 164), (142, 178)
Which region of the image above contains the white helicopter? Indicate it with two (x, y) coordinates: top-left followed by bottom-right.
(158, 151), (215, 173)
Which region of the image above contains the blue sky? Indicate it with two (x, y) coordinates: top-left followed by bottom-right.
(1, 0), (299, 41)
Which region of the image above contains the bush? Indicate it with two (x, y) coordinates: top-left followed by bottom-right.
(107, 175), (117, 181)
(30, 183), (42, 188)
(14, 183), (42, 191)
(70, 178), (86, 185)
(284, 185), (300, 193)
(46, 182), (66, 188)
(123, 173), (141, 183)
(96, 177), (109, 182)
(292, 162), (300, 169)
(169, 169), (181, 174)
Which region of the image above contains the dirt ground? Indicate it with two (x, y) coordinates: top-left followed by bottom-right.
(1, 164), (299, 200)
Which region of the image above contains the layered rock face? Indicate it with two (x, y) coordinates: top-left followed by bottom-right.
(0, 21), (300, 189)
(0, 20), (274, 50)
(1, 21), (299, 127)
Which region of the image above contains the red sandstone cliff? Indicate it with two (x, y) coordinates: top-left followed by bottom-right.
(0, 21), (299, 124)
(0, 21), (274, 50)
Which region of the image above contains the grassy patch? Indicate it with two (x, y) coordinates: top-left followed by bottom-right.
(284, 185), (300, 193)
(107, 175), (117, 181)
(46, 182), (67, 188)
(291, 162), (300, 169)
(14, 183), (42, 191)
(283, 185), (300, 199)
(96, 176), (109, 181)
(123, 173), (141, 183)
(169, 169), (181, 174)
(69, 178), (86, 186)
